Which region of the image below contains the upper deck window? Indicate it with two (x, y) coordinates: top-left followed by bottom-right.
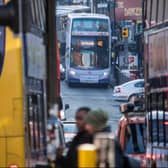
(72, 18), (108, 32)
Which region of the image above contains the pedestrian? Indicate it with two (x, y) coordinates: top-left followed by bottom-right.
(84, 109), (111, 135)
(55, 106), (92, 168)
(83, 110), (140, 168)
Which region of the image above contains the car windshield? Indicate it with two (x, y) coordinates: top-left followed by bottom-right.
(124, 123), (146, 154)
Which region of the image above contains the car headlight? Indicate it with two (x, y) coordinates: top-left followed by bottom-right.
(69, 70), (76, 76)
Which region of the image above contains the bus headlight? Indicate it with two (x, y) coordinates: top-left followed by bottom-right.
(103, 72), (109, 77)
(69, 70), (76, 76)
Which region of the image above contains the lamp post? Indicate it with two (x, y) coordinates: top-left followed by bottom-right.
(107, 0), (118, 85)
(107, 0), (116, 36)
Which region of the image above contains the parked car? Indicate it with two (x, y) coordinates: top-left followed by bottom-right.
(63, 121), (77, 145)
(113, 79), (144, 101)
(116, 102), (146, 168)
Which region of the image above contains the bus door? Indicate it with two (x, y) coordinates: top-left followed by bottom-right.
(27, 94), (46, 162)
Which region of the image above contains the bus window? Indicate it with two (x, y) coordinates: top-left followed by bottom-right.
(72, 18), (108, 32)
(165, 120), (168, 143)
(152, 119), (158, 143)
(158, 119), (164, 143)
(0, 27), (5, 76)
(158, 94), (164, 143)
(148, 118), (152, 143)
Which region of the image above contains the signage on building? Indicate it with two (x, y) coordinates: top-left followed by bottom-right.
(124, 8), (142, 17)
(115, 0), (142, 21)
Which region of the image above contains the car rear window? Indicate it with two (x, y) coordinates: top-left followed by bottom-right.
(124, 123), (146, 154)
(134, 81), (144, 87)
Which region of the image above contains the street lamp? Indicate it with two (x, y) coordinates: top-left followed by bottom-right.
(107, 0), (116, 36)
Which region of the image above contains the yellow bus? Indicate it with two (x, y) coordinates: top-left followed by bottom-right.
(0, 0), (59, 167)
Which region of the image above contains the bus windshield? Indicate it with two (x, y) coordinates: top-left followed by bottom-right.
(70, 36), (109, 69)
(72, 18), (108, 32)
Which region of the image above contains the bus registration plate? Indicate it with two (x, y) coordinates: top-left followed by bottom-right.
(80, 76), (98, 83)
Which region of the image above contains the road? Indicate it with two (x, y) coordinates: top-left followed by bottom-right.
(61, 81), (123, 132)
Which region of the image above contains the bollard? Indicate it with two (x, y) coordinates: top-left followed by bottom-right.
(78, 144), (97, 168)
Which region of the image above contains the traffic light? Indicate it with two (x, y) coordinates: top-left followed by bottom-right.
(122, 28), (129, 38)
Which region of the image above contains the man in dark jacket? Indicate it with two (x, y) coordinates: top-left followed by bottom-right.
(55, 107), (92, 168)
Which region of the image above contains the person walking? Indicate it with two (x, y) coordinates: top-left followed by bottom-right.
(55, 107), (92, 168)
(84, 109), (111, 135)
(83, 109), (140, 168)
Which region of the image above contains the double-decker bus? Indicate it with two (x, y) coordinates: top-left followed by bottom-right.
(0, 0), (60, 167)
(65, 13), (111, 86)
(56, 5), (91, 58)
(143, 0), (168, 167)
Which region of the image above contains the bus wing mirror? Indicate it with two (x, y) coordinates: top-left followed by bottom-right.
(0, 0), (19, 33)
(0, 0), (29, 33)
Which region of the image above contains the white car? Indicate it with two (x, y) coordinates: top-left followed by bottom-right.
(113, 79), (144, 101)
